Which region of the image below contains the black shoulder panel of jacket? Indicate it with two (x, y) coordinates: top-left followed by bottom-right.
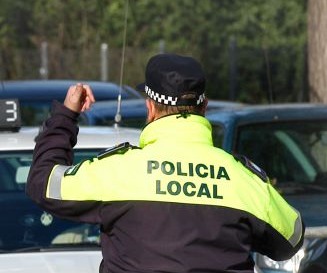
(233, 154), (268, 182)
(97, 142), (141, 160)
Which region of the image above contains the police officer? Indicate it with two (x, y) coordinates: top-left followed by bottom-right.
(27, 53), (304, 273)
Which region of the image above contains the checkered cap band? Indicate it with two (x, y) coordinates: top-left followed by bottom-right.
(145, 85), (205, 106)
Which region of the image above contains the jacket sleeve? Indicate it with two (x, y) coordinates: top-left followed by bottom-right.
(252, 182), (305, 261)
(26, 100), (103, 224)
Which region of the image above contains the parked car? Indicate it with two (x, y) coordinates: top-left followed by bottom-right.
(80, 98), (244, 128)
(0, 80), (143, 126)
(0, 79), (243, 128)
(206, 99), (245, 113)
(80, 99), (148, 128)
(0, 98), (141, 273)
(206, 103), (327, 273)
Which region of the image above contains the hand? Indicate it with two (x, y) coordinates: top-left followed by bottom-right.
(64, 83), (96, 113)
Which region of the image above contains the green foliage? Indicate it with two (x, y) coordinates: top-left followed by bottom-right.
(31, 0), (105, 48)
(0, 0), (308, 103)
(0, 0), (33, 48)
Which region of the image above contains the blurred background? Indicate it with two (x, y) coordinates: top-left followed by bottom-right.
(0, 0), (324, 104)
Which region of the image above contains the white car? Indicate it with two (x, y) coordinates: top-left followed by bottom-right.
(0, 99), (141, 273)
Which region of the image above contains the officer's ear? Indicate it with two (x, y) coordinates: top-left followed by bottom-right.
(200, 98), (208, 116)
(146, 99), (157, 123)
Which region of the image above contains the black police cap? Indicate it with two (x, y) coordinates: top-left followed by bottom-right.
(136, 54), (206, 106)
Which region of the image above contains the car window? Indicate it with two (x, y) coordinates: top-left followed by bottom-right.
(235, 121), (327, 195)
(0, 150), (101, 251)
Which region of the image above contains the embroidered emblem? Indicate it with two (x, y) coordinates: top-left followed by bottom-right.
(40, 212), (53, 226)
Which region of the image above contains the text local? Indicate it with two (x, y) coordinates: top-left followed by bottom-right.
(147, 160), (230, 199)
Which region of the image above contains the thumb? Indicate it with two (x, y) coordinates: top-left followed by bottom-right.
(72, 83), (85, 102)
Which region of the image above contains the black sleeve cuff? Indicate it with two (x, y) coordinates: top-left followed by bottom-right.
(51, 100), (80, 122)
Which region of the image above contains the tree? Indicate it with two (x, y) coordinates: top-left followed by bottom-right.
(308, 0), (327, 103)
(0, 0), (34, 78)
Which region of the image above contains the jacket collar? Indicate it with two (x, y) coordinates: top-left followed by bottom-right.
(139, 114), (213, 148)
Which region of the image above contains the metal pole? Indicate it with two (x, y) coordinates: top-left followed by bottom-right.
(39, 41), (48, 80)
(101, 43), (108, 82)
(159, 39), (165, 54)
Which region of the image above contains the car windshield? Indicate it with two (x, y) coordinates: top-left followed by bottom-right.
(0, 149), (101, 252)
(235, 121), (327, 195)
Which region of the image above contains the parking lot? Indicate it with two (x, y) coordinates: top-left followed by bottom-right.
(1, 96), (326, 272)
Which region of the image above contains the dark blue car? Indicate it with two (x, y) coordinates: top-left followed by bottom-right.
(81, 99), (244, 128)
(80, 99), (148, 128)
(206, 103), (327, 273)
(0, 80), (143, 126)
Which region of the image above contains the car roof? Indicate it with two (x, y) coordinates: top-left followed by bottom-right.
(80, 99), (245, 127)
(206, 100), (245, 112)
(0, 80), (142, 101)
(82, 99), (241, 124)
(83, 99), (147, 120)
(0, 126), (141, 151)
(206, 103), (327, 126)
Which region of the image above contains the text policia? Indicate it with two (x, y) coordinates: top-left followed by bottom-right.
(147, 160), (230, 200)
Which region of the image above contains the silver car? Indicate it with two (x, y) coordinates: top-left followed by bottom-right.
(0, 99), (141, 273)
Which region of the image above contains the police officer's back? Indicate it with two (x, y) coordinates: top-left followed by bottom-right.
(27, 54), (304, 273)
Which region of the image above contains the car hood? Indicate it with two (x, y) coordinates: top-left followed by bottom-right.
(285, 194), (327, 227)
(0, 251), (102, 273)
